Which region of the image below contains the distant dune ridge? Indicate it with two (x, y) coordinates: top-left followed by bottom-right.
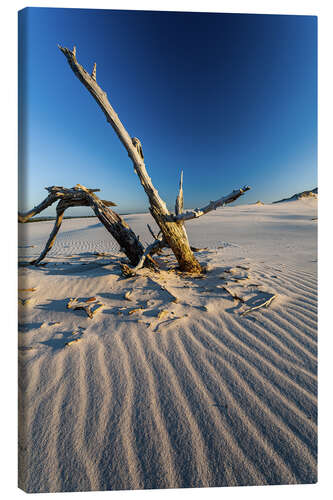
(18, 199), (317, 493)
(273, 187), (318, 204)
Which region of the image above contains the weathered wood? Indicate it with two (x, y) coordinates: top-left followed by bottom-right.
(130, 236), (167, 272)
(31, 205), (66, 265)
(240, 294), (276, 316)
(175, 170), (184, 215)
(18, 192), (60, 223)
(66, 297), (104, 319)
(19, 185), (144, 266)
(147, 224), (158, 240)
(59, 45), (202, 273)
(168, 186), (251, 222)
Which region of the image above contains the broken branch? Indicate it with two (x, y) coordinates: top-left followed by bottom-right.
(175, 170), (184, 215)
(19, 184), (144, 266)
(167, 186), (251, 222)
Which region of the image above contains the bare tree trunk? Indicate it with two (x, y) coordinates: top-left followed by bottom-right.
(59, 46), (202, 273)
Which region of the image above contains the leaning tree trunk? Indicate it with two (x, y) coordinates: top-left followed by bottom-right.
(59, 46), (202, 273)
(19, 185), (145, 266)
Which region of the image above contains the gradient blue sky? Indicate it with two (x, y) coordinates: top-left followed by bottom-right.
(18, 8), (317, 215)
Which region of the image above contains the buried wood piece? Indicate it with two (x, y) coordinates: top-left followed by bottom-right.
(128, 308), (144, 315)
(66, 297), (104, 319)
(240, 294), (276, 316)
(157, 309), (169, 320)
(65, 338), (82, 347)
(190, 246), (208, 252)
(154, 314), (188, 333)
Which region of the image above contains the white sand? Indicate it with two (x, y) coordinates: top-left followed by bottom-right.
(18, 198), (317, 492)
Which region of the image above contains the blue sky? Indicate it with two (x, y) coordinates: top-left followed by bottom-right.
(18, 8), (317, 215)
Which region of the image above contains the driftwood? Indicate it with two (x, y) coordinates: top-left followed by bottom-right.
(65, 338), (82, 347)
(240, 294), (276, 316)
(128, 308), (144, 315)
(19, 46), (251, 276)
(66, 297), (104, 319)
(222, 285), (276, 316)
(19, 184), (144, 266)
(58, 45), (250, 273)
(124, 291), (132, 301)
(157, 309), (169, 320)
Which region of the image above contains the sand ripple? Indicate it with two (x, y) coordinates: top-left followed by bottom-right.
(18, 206), (317, 492)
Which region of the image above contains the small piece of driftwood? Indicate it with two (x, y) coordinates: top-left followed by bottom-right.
(65, 338), (82, 346)
(240, 294), (276, 316)
(157, 309), (169, 320)
(66, 297), (104, 319)
(128, 308), (144, 315)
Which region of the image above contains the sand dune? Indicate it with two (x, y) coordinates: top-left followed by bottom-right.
(18, 200), (317, 492)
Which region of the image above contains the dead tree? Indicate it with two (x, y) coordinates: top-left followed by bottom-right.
(58, 46), (250, 273)
(18, 184), (144, 266)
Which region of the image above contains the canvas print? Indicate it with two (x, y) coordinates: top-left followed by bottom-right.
(18, 8), (317, 493)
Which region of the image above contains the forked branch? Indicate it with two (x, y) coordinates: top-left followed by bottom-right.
(167, 186), (251, 222)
